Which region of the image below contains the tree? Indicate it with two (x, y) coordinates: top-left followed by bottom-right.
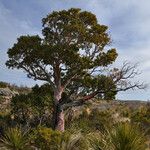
(6, 8), (145, 131)
(11, 84), (53, 127)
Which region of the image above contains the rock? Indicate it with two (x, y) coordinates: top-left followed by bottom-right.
(0, 88), (18, 96)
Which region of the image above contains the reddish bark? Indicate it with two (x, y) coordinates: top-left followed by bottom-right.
(55, 110), (65, 131)
(53, 88), (65, 132)
(82, 91), (99, 101)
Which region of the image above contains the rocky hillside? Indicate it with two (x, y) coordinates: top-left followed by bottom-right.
(0, 81), (31, 113)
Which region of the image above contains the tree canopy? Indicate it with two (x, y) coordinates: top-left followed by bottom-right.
(6, 8), (117, 92)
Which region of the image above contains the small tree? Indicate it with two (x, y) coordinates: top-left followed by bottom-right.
(6, 8), (145, 131)
(11, 84), (53, 126)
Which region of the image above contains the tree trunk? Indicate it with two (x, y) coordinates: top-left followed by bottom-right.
(53, 88), (65, 132)
(55, 109), (65, 131)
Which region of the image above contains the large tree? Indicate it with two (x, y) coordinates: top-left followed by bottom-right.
(6, 8), (144, 131)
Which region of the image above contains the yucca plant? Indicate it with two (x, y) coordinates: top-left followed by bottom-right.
(89, 123), (147, 150)
(60, 132), (89, 150)
(88, 132), (113, 150)
(0, 127), (30, 150)
(110, 123), (147, 150)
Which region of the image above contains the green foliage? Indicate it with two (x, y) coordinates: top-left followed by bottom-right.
(89, 123), (147, 150)
(0, 96), (4, 102)
(6, 8), (118, 104)
(32, 127), (88, 150)
(0, 81), (8, 88)
(0, 112), (12, 130)
(132, 106), (150, 123)
(131, 105), (150, 135)
(66, 75), (117, 100)
(6, 8), (117, 77)
(11, 84), (53, 126)
(67, 108), (113, 133)
(84, 75), (117, 100)
(110, 123), (147, 150)
(32, 127), (63, 150)
(0, 127), (30, 150)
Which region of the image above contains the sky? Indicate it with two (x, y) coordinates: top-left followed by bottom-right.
(0, 0), (150, 100)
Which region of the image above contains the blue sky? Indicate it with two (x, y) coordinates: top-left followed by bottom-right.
(0, 0), (150, 100)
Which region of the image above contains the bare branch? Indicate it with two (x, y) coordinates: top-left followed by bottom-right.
(79, 62), (147, 102)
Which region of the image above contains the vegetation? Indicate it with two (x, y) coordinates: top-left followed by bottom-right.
(31, 127), (88, 150)
(89, 123), (147, 150)
(0, 127), (29, 150)
(0, 81), (8, 88)
(6, 8), (145, 131)
(0, 7), (149, 149)
(0, 83), (149, 149)
(10, 84), (53, 127)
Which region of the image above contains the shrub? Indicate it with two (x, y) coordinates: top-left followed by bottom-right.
(0, 127), (30, 150)
(0, 81), (8, 88)
(61, 132), (89, 150)
(131, 106), (150, 135)
(10, 84), (53, 127)
(67, 109), (114, 133)
(88, 132), (111, 150)
(32, 127), (88, 150)
(89, 123), (147, 150)
(33, 127), (64, 150)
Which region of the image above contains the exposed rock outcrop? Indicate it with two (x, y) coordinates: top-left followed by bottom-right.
(0, 88), (18, 97)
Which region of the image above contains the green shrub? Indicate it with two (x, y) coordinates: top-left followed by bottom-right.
(0, 127), (30, 150)
(61, 132), (89, 150)
(67, 109), (113, 133)
(120, 107), (131, 118)
(11, 84), (53, 127)
(89, 123), (147, 150)
(36, 127), (62, 149)
(0, 113), (11, 133)
(0, 81), (8, 88)
(88, 132), (111, 150)
(110, 123), (147, 150)
(131, 106), (150, 135)
(32, 127), (88, 150)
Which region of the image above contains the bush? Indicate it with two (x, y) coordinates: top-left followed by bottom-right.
(0, 127), (30, 150)
(67, 108), (114, 133)
(10, 84), (53, 127)
(89, 123), (147, 150)
(33, 127), (64, 149)
(131, 106), (150, 135)
(32, 127), (88, 150)
(110, 123), (147, 150)
(0, 81), (8, 88)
